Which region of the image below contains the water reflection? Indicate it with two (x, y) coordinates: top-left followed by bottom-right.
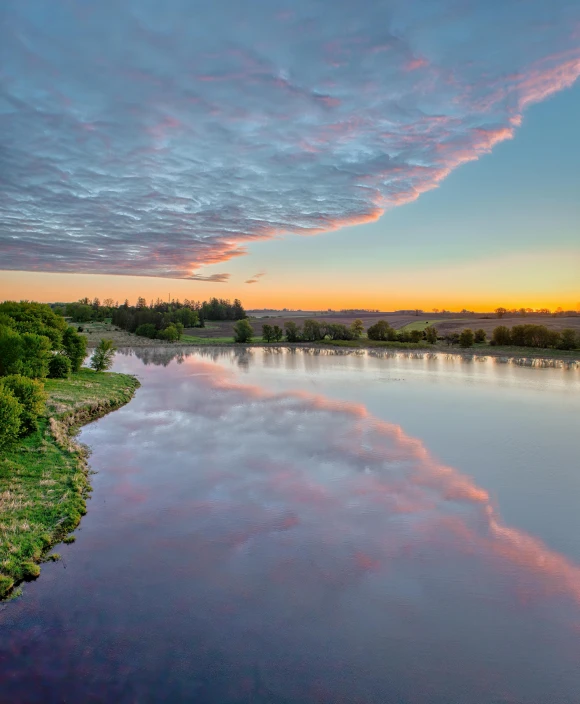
(1, 351), (579, 703)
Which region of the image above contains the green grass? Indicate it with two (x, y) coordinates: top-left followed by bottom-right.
(0, 368), (139, 599)
(181, 334), (235, 344)
(399, 319), (462, 332)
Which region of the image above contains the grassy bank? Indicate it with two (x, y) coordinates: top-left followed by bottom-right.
(0, 369), (140, 599)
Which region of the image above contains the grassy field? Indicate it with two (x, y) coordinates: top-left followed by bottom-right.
(399, 318), (462, 332)
(0, 369), (139, 599)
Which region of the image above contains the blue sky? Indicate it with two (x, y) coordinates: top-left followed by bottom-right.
(0, 0), (579, 307)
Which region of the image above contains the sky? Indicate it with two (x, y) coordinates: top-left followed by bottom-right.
(1, 0), (579, 310)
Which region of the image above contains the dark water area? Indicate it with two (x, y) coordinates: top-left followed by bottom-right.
(1, 348), (580, 703)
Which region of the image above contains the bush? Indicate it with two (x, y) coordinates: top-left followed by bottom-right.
(89, 339), (116, 372)
(302, 319), (324, 342)
(63, 328), (87, 372)
(474, 329), (486, 343)
(20, 333), (52, 378)
(234, 319), (253, 343)
(492, 326), (511, 346)
(0, 326), (23, 376)
(424, 326), (438, 344)
(48, 354), (72, 379)
(284, 321), (301, 342)
(272, 325), (284, 342)
(0, 375), (46, 434)
(262, 324), (274, 342)
(135, 323), (157, 339)
(409, 330), (423, 343)
(367, 320), (394, 341)
(157, 325), (179, 342)
(458, 329), (475, 348)
(350, 319), (364, 338)
(558, 329), (578, 350)
(0, 386), (22, 448)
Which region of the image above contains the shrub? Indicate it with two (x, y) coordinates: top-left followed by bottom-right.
(0, 326), (23, 376)
(558, 329), (578, 350)
(20, 333), (52, 378)
(135, 323), (157, 338)
(474, 329), (486, 343)
(0, 375), (46, 434)
(492, 326), (511, 346)
(63, 328), (87, 372)
(350, 319), (364, 338)
(48, 353), (72, 379)
(89, 339), (116, 372)
(424, 326), (438, 344)
(272, 325), (284, 342)
(302, 319), (324, 342)
(409, 330), (423, 343)
(458, 329), (475, 348)
(262, 324), (274, 342)
(157, 325), (179, 342)
(284, 321), (301, 342)
(367, 320), (393, 341)
(0, 386), (22, 448)
(234, 319), (253, 343)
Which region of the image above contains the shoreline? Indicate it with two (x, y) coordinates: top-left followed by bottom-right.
(0, 370), (140, 600)
(85, 335), (580, 364)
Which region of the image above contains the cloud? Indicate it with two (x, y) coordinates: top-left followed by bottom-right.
(0, 1), (579, 278)
(245, 272), (266, 284)
(186, 273), (230, 283)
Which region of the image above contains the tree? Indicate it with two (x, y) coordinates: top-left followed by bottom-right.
(409, 330), (423, 343)
(48, 354), (72, 379)
(20, 333), (52, 378)
(367, 320), (392, 341)
(157, 325), (179, 342)
(424, 326), (438, 344)
(135, 323), (157, 338)
(0, 326), (23, 376)
(492, 326), (511, 346)
(302, 319), (323, 341)
(262, 324), (274, 342)
(474, 329), (486, 343)
(89, 339), (116, 372)
(0, 375), (46, 434)
(284, 321), (301, 342)
(495, 307), (508, 319)
(234, 319), (253, 343)
(62, 328), (87, 372)
(0, 386), (22, 449)
(272, 325), (283, 342)
(350, 319), (364, 338)
(458, 329), (475, 347)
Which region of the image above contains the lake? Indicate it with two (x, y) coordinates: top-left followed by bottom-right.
(1, 347), (579, 703)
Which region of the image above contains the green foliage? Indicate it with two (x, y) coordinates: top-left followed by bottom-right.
(458, 329), (475, 348)
(0, 386), (22, 449)
(157, 324), (180, 342)
(20, 333), (52, 378)
(262, 324), (274, 342)
(89, 339), (117, 372)
(424, 326), (438, 344)
(492, 325), (512, 346)
(135, 323), (157, 338)
(234, 319), (253, 343)
(302, 319), (324, 342)
(0, 375), (46, 434)
(350, 319), (364, 338)
(0, 326), (24, 376)
(48, 353), (72, 379)
(62, 328), (87, 372)
(558, 329), (578, 350)
(409, 330), (423, 343)
(284, 321), (301, 342)
(272, 325), (284, 342)
(367, 320), (394, 341)
(474, 329), (486, 343)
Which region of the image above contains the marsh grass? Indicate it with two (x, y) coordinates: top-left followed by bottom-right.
(0, 369), (139, 598)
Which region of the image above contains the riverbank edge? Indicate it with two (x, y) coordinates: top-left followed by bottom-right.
(0, 370), (140, 600)
(87, 336), (580, 363)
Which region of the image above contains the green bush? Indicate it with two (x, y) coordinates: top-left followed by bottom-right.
(492, 326), (511, 346)
(63, 328), (87, 372)
(20, 333), (52, 378)
(272, 325), (284, 342)
(0, 386), (22, 448)
(48, 353), (72, 379)
(135, 323), (157, 338)
(262, 324), (274, 342)
(558, 329), (578, 350)
(367, 320), (394, 341)
(284, 321), (301, 342)
(459, 329), (475, 348)
(0, 326), (24, 376)
(0, 375), (46, 434)
(474, 329), (486, 343)
(409, 330), (423, 343)
(89, 339), (116, 372)
(424, 326), (438, 344)
(234, 319), (253, 343)
(157, 324), (179, 341)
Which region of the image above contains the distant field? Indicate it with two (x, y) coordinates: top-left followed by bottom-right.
(399, 319), (462, 332)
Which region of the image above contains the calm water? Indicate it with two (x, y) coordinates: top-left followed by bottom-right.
(1, 348), (580, 703)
